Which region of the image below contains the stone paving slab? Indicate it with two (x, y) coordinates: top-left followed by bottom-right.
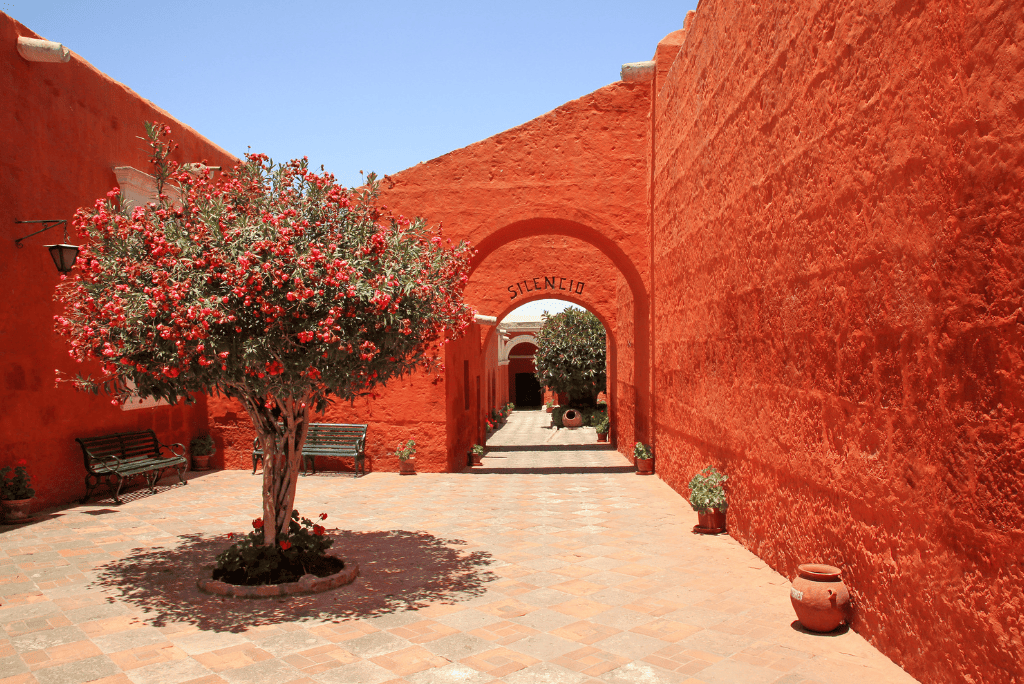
(0, 411), (918, 683)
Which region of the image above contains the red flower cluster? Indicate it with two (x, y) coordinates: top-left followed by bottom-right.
(53, 123), (475, 416)
(252, 517), (264, 529)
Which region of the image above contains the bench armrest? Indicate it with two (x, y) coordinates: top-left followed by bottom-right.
(160, 442), (186, 459)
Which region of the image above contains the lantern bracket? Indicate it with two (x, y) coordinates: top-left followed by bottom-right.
(15, 219), (68, 246)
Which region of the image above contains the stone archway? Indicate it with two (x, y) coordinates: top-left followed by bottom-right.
(468, 230), (638, 452)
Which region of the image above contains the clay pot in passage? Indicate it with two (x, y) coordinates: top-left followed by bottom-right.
(636, 458), (654, 475)
(399, 459), (416, 475)
(790, 563), (850, 632)
(562, 409), (583, 428)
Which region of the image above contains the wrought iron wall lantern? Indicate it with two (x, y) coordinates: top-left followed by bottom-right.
(14, 220), (80, 274)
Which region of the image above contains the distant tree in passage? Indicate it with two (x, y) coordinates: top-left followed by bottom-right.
(533, 308), (606, 406)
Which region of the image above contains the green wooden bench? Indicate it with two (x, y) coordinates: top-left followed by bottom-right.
(75, 430), (187, 504)
(252, 423), (367, 476)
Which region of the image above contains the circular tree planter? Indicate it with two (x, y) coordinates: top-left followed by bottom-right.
(197, 549), (358, 598)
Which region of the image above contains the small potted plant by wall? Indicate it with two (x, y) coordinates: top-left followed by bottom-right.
(689, 466), (728, 534)
(1, 460), (35, 523)
(396, 440), (417, 475)
(190, 434), (216, 471)
(470, 443), (485, 466)
(594, 415), (610, 442)
(634, 442), (654, 475)
(545, 400), (554, 414)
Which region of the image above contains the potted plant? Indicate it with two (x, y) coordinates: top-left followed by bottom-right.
(689, 466), (728, 534)
(1, 460), (35, 522)
(594, 415), (610, 442)
(396, 440), (417, 475)
(633, 442), (654, 475)
(545, 400), (554, 414)
(189, 434), (216, 471)
(470, 443), (485, 466)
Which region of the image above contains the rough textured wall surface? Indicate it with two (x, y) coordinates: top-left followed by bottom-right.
(651, 0), (1023, 682)
(615, 277), (638, 458)
(0, 14), (235, 509)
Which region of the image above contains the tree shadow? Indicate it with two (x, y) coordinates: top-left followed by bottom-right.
(90, 529), (498, 632)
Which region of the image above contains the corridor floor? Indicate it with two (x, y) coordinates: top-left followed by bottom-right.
(0, 411), (918, 684)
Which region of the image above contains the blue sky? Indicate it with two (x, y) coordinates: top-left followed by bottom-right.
(6, 0), (695, 315)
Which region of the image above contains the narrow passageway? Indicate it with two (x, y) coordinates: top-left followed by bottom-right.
(478, 410), (631, 473)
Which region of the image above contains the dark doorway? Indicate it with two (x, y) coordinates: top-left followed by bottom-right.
(514, 373), (542, 407)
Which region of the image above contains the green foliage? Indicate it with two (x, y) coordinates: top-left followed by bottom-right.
(213, 510), (333, 585)
(633, 442), (653, 460)
(189, 434), (215, 456)
(533, 308), (606, 406)
(394, 439), (416, 461)
(471, 444), (485, 455)
(0, 465), (34, 500)
(594, 415), (610, 434)
(688, 467), (728, 512)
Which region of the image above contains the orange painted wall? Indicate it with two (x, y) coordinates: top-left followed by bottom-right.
(648, 1), (1023, 682)
(0, 14), (236, 510)
(382, 82), (653, 453)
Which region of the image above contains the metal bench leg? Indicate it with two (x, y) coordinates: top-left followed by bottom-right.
(110, 474), (125, 505)
(81, 474), (99, 504)
(174, 464), (186, 486)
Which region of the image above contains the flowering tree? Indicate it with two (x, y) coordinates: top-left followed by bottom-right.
(533, 308), (606, 406)
(55, 123), (474, 543)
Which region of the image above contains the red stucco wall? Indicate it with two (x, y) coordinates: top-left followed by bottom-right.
(649, 1), (1023, 682)
(0, 14), (236, 510)
(382, 85), (652, 458)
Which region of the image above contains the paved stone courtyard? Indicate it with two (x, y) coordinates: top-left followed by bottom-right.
(0, 411), (917, 684)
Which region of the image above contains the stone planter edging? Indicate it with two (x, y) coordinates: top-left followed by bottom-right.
(197, 549), (358, 598)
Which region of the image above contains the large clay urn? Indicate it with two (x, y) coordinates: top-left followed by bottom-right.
(562, 409), (583, 428)
(790, 564), (850, 632)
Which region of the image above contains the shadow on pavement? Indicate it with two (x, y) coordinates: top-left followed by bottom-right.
(91, 529), (498, 632)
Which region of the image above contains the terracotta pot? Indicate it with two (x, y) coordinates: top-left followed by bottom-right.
(636, 458), (654, 475)
(695, 508), (726, 534)
(562, 409), (583, 428)
(471, 452), (483, 466)
(399, 459), (416, 475)
(1, 498), (33, 522)
(790, 563), (851, 632)
(192, 453), (211, 471)
(546, 405), (554, 413)
(597, 432), (608, 442)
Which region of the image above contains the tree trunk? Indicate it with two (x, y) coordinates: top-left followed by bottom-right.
(241, 393), (310, 546)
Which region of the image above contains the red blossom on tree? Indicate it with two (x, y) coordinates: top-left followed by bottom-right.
(54, 123), (474, 544)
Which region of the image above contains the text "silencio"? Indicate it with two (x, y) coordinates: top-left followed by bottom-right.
(507, 277), (585, 300)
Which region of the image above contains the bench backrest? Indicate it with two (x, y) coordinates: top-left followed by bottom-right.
(304, 423), (367, 452)
(76, 430), (161, 470)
